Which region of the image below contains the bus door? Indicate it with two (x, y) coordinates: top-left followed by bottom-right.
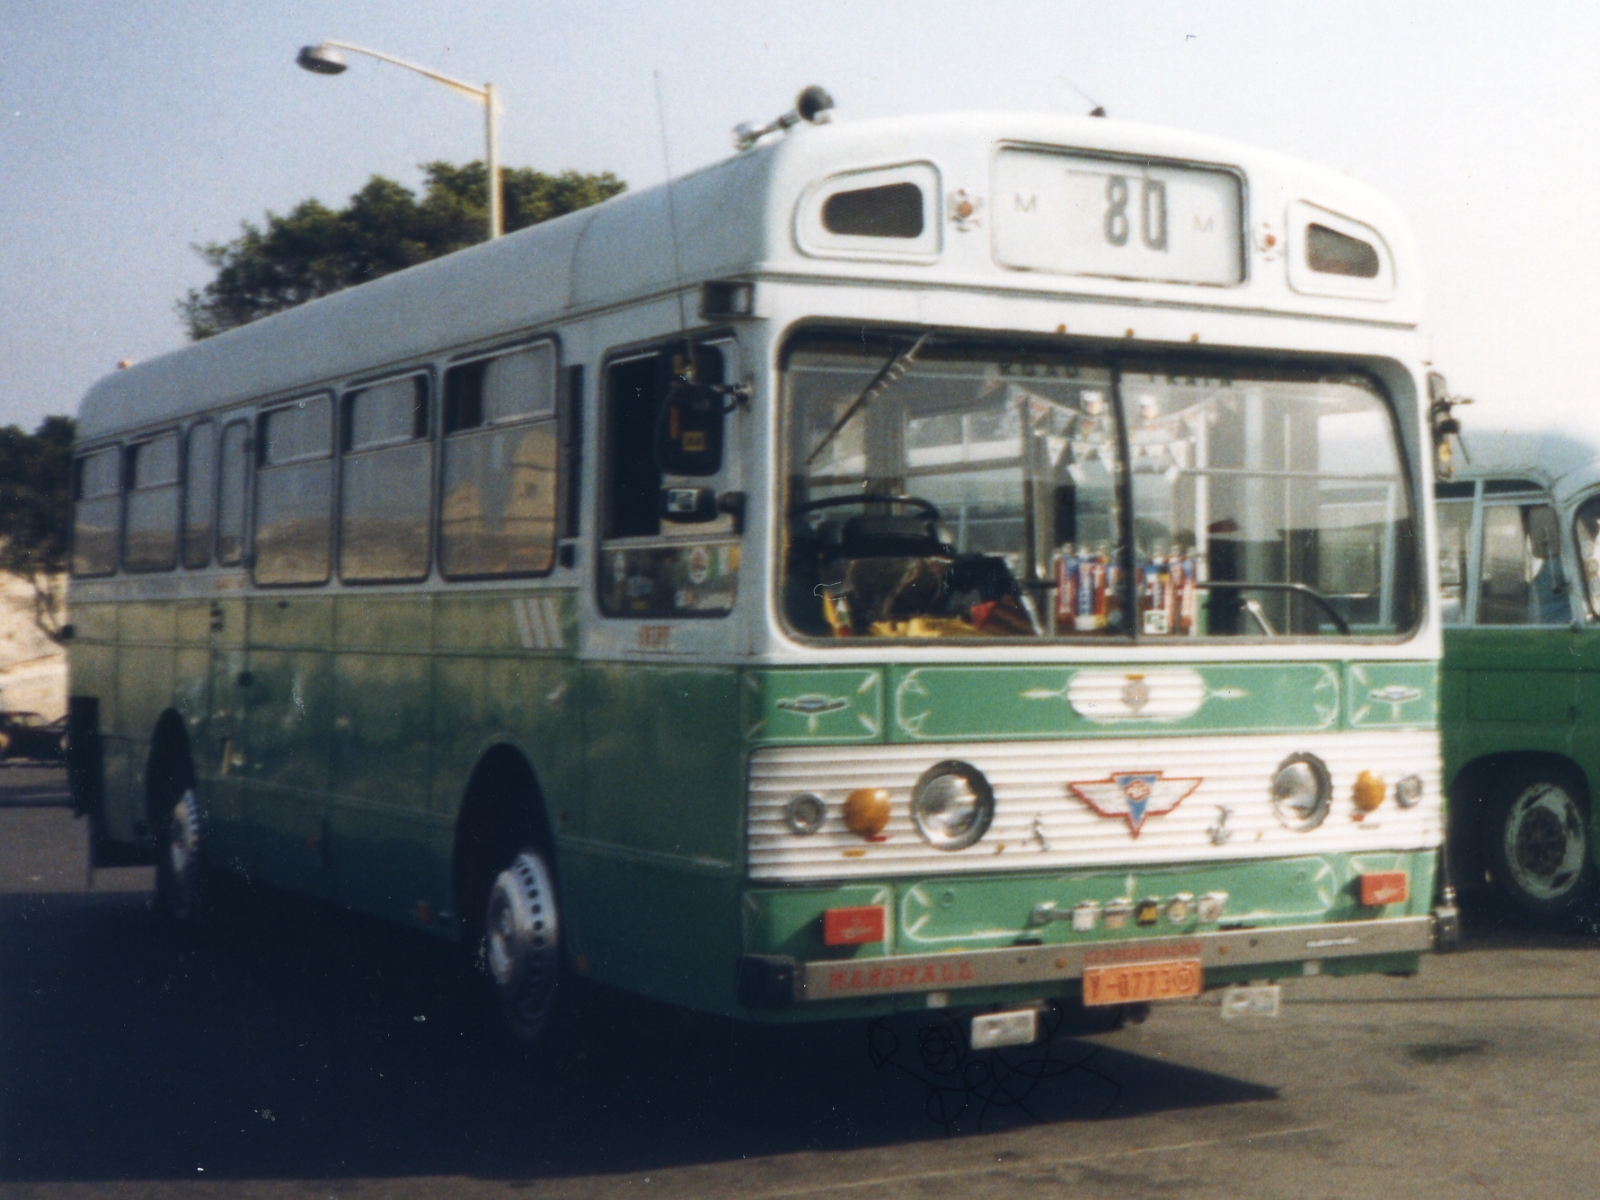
(579, 337), (748, 983)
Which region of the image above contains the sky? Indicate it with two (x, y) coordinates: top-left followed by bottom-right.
(1, 1), (1594, 435)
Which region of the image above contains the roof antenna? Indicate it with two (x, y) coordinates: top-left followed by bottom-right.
(653, 69), (691, 350)
(1059, 73), (1107, 117)
(734, 85), (834, 150)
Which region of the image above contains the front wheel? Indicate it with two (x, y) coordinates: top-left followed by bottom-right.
(1486, 766), (1597, 921)
(483, 848), (566, 1046)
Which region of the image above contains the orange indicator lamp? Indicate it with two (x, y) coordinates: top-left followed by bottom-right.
(842, 788), (891, 838)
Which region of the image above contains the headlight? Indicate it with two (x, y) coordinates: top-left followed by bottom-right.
(910, 761), (994, 850)
(1270, 752), (1331, 831)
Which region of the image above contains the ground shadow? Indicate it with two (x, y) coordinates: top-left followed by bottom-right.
(1, 885), (1277, 1184)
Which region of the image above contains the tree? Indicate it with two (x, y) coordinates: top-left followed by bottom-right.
(0, 416), (74, 641)
(178, 161), (627, 340)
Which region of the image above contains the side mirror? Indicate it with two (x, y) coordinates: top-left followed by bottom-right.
(654, 382), (725, 476)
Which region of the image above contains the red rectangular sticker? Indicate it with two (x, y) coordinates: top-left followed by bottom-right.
(823, 905), (886, 946)
(1360, 871), (1409, 907)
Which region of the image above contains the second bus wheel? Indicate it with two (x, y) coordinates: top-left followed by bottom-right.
(1485, 765), (1597, 922)
(483, 847), (566, 1046)
(155, 785), (211, 925)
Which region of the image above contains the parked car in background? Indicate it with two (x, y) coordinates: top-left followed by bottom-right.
(0, 711), (68, 762)
(1437, 424), (1600, 922)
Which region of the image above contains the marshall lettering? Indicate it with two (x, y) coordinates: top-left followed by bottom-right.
(826, 960), (977, 992)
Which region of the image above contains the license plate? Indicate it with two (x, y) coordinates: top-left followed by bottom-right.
(1082, 959), (1202, 1006)
(970, 1007), (1040, 1050)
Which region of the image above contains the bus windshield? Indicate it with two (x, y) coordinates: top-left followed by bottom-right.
(782, 332), (1418, 641)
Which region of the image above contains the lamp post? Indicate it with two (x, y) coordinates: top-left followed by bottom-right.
(296, 40), (502, 239)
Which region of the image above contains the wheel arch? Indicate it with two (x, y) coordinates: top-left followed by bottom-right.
(144, 708), (195, 833)
(451, 742), (556, 944)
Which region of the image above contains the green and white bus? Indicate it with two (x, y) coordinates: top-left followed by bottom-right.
(67, 100), (1454, 1050)
(1436, 423), (1600, 921)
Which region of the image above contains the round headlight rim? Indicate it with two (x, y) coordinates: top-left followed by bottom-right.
(910, 759), (995, 851)
(1394, 773), (1425, 809)
(784, 791), (826, 836)
(1270, 751), (1332, 832)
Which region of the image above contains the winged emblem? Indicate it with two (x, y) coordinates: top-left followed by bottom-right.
(1068, 771), (1202, 836)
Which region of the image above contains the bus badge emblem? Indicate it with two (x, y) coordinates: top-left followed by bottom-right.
(1068, 771), (1202, 836)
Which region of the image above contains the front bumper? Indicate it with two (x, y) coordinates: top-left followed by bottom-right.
(740, 913), (1437, 1009)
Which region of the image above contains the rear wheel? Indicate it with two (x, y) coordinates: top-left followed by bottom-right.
(480, 846), (569, 1049)
(155, 786), (210, 924)
(1486, 765), (1596, 921)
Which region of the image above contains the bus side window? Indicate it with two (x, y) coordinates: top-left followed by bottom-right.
(439, 342), (559, 578)
(341, 374), (432, 583)
(1478, 496), (1565, 626)
(1434, 482), (1474, 625)
(71, 446), (122, 577)
(123, 432), (180, 574)
(1574, 495), (1600, 620)
(254, 397), (333, 586)
(216, 421), (250, 566)
(599, 341), (740, 618)
(182, 420), (216, 569)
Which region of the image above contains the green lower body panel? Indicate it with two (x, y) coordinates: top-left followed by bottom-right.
(735, 850), (1439, 1022)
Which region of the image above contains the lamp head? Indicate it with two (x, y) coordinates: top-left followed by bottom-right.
(296, 44), (348, 75)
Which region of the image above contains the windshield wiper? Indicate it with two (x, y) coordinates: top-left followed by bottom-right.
(805, 332), (931, 466)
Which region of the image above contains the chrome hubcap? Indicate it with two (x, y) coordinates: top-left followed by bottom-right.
(1504, 783), (1588, 902)
(167, 789), (203, 918)
(485, 850), (560, 1038)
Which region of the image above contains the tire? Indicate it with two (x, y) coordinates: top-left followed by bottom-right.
(481, 846), (567, 1048)
(1485, 765), (1597, 921)
(154, 785), (211, 925)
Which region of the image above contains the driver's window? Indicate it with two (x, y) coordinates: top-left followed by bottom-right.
(598, 338), (742, 617)
(1478, 487), (1566, 625)
(1573, 494), (1600, 619)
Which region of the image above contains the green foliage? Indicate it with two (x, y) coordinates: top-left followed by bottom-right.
(179, 161), (627, 340)
(0, 416), (75, 640)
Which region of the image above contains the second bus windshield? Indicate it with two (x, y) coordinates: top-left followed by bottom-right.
(782, 333), (1417, 641)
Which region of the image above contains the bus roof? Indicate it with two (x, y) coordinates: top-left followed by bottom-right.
(79, 111), (1422, 441)
(1452, 423), (1600, 496)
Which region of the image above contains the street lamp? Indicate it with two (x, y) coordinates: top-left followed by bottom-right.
(296, 40), (502, 239)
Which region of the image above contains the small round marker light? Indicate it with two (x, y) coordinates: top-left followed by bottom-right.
(1394, 774), (1424, 808)
(909, 761), (994, 850)
(1270, 752), (1332, 831)
(785, 792), (825, 836)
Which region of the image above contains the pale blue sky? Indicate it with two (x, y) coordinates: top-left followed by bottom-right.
(2, 1), (1592, 432)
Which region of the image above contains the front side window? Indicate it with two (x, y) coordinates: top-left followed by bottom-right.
(440, 343), (558, 578)
(1434, 481), (1474, 625)
(782, 332), (1419, 641)
(71, 446), (122, 577)
(1472, 487), (1567, 626)
(341, 374), (431, 582)
(254, 397), (332, 586)
(123, 433), (180, 573)
(598, 340), (742, 617)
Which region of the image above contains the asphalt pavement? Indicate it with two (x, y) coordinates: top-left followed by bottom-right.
(3, 768), (1598, 1199)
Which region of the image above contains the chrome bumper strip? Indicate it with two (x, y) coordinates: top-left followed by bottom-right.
(799, 915), (1434, 1002)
